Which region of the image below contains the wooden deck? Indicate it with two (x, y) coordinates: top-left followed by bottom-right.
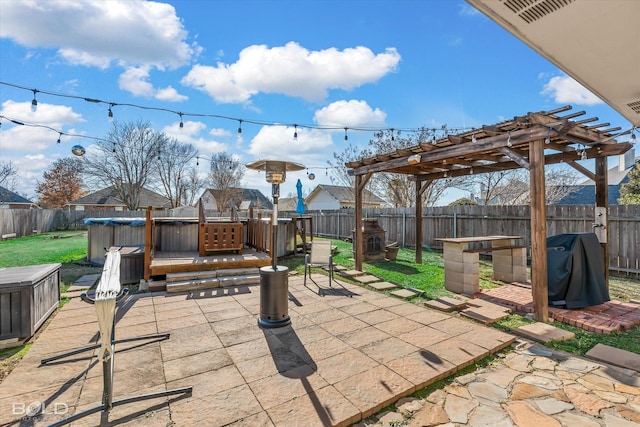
(149, 248), (271, 277)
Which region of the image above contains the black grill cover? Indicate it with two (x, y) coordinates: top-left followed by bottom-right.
(547, 233), (609, 309)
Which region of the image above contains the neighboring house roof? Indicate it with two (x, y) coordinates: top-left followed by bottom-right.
(554, 152), (638, 205)
(202, 188), (273, 210)
(306, 184), (385, 207)
(0, 186), (34, 205)
(68, 186), (170, 208)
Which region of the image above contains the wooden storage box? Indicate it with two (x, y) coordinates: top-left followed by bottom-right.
(0, 263), (61, 342)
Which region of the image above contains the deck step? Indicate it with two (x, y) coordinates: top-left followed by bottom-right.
(166, 274), (261, 293)
(166, 270), (218, 282)
(216, 267), (261, 278)
(166, 277), (221, 293)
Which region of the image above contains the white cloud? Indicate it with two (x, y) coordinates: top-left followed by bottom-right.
(182, 42), (401, 104)
(118, 66), (189, 100)
(541, 75), (603, 106)
(0, 100), (86, 152)
(247, 125), (334, 167)
(155, 86), (188, 102)
(161, 121), (227, 155)
(0, 0), (198, 70)
(314, 100), (387, 128)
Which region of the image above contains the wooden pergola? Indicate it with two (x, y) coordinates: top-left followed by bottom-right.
(346, 106), (633, 321)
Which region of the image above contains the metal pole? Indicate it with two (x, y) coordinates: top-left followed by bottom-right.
(272, 183), (279, 270)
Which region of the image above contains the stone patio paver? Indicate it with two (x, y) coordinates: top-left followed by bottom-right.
(3, 275), (640, 427)
(515, 322), (576, 343)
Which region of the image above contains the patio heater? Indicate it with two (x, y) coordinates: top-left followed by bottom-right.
(246, 159), (305, 328)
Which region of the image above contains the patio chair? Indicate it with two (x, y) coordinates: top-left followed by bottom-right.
(304, 240), (335, 290)
(45, 248), (192, 427)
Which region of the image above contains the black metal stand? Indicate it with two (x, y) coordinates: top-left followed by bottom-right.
(44, 290), (192, 427)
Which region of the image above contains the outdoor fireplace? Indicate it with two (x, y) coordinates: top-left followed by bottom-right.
(354, 219), (386, 262)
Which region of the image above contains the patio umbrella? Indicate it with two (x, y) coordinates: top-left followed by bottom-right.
(296, 179), (306, 215)
(95, 249), (121, 362)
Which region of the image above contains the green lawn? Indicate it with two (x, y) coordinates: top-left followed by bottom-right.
(0, 231), (88, 267)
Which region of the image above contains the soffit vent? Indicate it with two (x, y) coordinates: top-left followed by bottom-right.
(501, 0), (574, 24)
(628, 100), (640, 115)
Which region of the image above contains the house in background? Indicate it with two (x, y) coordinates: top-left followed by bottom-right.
(305, 184), (386, 211)
(554, 150), (638, 205)
(67, 186), (170, 211)
(278, 197), (305, 212)
(200, 188), (273, 212)
(0, 186), (38, 209)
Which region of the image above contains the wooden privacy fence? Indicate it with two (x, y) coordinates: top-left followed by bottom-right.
(4, 205), (640, 275)
(282, 205), (640, 276)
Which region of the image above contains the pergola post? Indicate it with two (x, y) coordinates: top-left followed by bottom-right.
(355, 175), (364, 271)
(595, 156), (609, 286)
(415, 180), (423, 264)
(529, 138), (548, 322)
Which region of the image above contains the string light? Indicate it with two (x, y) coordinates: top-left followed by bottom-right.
(471, 132), (476, 143)
(178, 112), (184, 129)
(545, 128), (551, 144)
(294, 124), (298, 140)
(237, 120), (243, 134)
(631, 128), (637, 141)
(581, 145), (587, 160)
(344, 127), (348, 141)
(507, 132), (512, 147)
(56, 132), (61, 144)
(469, 166), (473, 175)
(31, 89), (38, 112)
(108, 103), (114, 121)
(390, 128), (395, 141)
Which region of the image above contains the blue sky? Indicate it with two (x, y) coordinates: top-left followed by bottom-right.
(0, 0), (633, 204)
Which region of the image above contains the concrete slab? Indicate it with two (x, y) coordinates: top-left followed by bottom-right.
(354, 274), (382, 284)
(586, 343), (640, 372)
(340, 270), (365, 277)
(466, 297), (512, 313)
(460, 306), (510, 324)
(390, 288), (421, 300)
(514, 322), (575, 343)
(425, 297), (468, 312)
(368, 281), (400, 291)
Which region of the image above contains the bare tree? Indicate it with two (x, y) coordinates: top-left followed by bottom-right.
(330, 127), (462, 207)
(0, 160), (17, 190)
(35, 157), (85, 208)
(180, 165), (206, 206)
(154, 138), (198, 208)
(83, 120), (164, 210)
(208, 152), (245, 213)
(476, 166), (580, 205)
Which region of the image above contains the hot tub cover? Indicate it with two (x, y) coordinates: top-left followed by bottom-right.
(84, 218), (145, 226)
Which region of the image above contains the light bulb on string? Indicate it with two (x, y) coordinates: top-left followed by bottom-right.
(390, 128), (395, 141)
(179, 112), (184, 129)
(631, 128), (637, 142)
(294, 124), (298, 140)
(237, 120), (243, 134)
(471, 132), (476, 143)
(31, 89), (38, 112)
(507, 132), (512, 147)
(108, 104), (114, 121)
(545, 128), (551, 144)
(196, 156), (199, 166)
(581, 146), (587, 160)
(56, 132), (61, 144)
(344, 127), (348, 141)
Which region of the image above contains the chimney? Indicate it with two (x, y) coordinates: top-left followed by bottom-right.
(619, 148), (636, 172)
